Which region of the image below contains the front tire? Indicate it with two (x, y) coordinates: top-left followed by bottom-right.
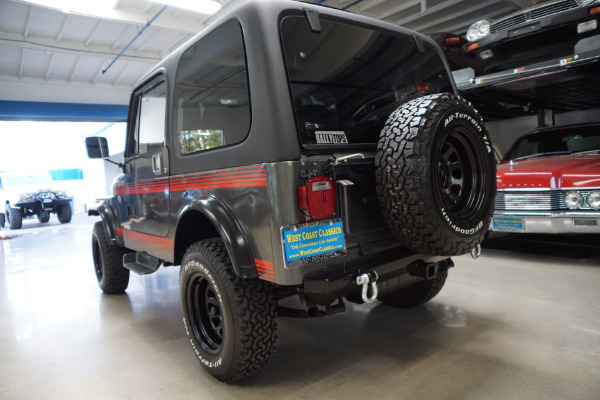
(0, 213), (5, 228)
(180, 239), (277, 383)
(6, 206), (22, 230)
(376, 93), (496, 256)
(57, 204), (72, 224)
(92, 221), (130, 293)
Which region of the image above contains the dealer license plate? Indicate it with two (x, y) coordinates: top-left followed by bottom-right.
(282, 219), (345, 264)
(492, 216), (524, 231)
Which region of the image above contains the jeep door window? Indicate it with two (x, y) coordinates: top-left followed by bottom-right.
(173, 20), (250, 155)
(280, 15), (452, 147)
(129, 81), (166, 156)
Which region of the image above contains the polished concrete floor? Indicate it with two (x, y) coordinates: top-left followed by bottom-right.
(1, 215), (599, 400)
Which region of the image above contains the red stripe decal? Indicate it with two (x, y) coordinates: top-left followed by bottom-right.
(114, 167), (267, 195)
(171, 167), (266, 191)
(254, 259), (275, 282)
(123, 229), (174, 251)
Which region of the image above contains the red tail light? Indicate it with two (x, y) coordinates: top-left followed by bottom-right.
(445, 37), (461, 47)
(298, 176), (336, 220)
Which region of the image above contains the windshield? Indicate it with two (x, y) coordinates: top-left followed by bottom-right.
(280, 15), (452, 148)
(3, 173), (52, 187)
(504, 125), (600, 161)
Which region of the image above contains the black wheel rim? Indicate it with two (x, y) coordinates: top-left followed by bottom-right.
(437, 126), (486, 223)
(92, 238), (103, 281)
(187, 273), (223, 354)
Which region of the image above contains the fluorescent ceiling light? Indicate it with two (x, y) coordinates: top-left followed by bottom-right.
(18, 0), (118, 14)
(154, 0), (222, 15)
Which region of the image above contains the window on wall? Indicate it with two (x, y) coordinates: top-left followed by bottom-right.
(173, 20), (250, 155)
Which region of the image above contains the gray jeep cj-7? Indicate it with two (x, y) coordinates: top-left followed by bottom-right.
(86, 0), (496, 383)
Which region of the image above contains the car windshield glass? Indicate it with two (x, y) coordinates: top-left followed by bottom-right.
(504, 125), (600, 161)
(280, 15), (452, 147)
(4, 174), (52, 187)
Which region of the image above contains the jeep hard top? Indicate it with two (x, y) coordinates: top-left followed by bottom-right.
(85, 0), (496, 383)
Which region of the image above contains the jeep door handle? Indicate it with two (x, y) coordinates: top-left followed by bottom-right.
(152, 153), (162, 175)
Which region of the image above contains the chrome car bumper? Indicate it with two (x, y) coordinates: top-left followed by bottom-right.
(490, 212), (600, 234)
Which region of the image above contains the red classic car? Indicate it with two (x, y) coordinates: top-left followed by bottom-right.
(492, 123), (600, 233)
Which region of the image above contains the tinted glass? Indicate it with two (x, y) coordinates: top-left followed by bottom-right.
(281, 16), (452, 147)
(173, 20), (250, 155)
(138, 82), (166, 154)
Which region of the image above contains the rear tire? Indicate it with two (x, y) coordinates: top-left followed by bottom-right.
(0, 213), (5, 228)
(6, 206), (22, 230)
(92, 221), (130, 294)
(180, 239), (277, 383)
(57, 204), (72, 224)
(379, 262), (449, 308)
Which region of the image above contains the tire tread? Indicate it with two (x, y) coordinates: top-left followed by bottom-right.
(183, 239), (277, 383)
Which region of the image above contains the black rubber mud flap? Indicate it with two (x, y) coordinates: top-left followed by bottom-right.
(375, 93), (496, 256)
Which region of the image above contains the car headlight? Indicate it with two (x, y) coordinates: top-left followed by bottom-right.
(565, 191), (584, 209)
(467, 20), (491, 42)
(56, 191), (70, 199)
(586, 191), (600, 210)
(18, 193), (35, 202)
(580, 0), (597, 5)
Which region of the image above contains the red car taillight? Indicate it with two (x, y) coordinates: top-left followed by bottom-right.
(298, 176), (336, 220)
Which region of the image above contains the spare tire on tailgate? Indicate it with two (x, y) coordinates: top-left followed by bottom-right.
(375, 93), (496, 256)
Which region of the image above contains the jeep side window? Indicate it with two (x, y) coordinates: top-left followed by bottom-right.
(173, 20), (250, 155)
(132, 82), (166, 156)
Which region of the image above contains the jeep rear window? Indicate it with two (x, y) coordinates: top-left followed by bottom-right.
(281, 15), (452, 148)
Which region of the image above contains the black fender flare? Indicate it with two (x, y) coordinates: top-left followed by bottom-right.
(97, 203), (121, 245)
(177, 195), (258, 279)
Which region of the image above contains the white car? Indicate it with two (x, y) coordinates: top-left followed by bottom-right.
(0, 170), (72, 229)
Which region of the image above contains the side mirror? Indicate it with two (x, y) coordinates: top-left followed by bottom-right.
(85, 137), (110, 159)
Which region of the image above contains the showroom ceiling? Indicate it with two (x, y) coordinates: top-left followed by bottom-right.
(0, 0), (534, 107)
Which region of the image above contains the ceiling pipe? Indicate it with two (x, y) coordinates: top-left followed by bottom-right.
(342, 0), (366, 10)
(102, 5), (168, 75)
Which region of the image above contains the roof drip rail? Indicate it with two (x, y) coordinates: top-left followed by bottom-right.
(102, 5), (168, 75)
